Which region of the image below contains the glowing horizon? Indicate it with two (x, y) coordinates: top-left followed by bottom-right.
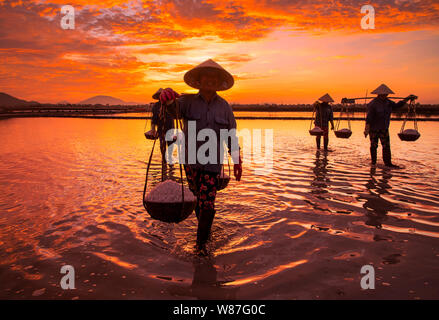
(1, 0), (439, 104)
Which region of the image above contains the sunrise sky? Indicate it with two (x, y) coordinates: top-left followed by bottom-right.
(1, 0), (439, 104)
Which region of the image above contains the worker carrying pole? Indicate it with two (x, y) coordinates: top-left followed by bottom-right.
(158, 59), (243, 255)
(363, 83), (417, 168)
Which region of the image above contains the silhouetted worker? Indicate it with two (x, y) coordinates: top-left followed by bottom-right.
(314, 93), (335, 151)
(364, 84), (416, 168)
(159, 59), (242, 255)
(151, 88), (175, 165)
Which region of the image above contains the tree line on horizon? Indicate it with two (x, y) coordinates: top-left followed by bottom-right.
(2, 103), (439, 116)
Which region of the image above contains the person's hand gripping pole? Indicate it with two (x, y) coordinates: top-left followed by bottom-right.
(159, 88), (180, 105)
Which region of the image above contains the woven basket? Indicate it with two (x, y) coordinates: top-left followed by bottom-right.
(398, 129), (420, 142)
(144, 200), (196, 223)
(334, 129), (352, 139)
(144, 129), (158, 140)
(309, 127), (324, 136)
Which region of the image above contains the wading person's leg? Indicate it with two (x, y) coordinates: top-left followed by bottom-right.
(159, 137), (167, 180)
(195, 172), (219, 249)
(323, 127), (329, 150)
(166, 140), (174, 165)
(159, 137), (167, 163)
(380, 130), (392, 166)
(369, 131), (379, 165)
(316, 136), (321, 149)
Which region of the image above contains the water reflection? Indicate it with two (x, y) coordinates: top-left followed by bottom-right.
(311, 150), (329, 194)
(166, 257), (238, 300)
(1, 118), (439, 299)
(360, 167), (395, 229)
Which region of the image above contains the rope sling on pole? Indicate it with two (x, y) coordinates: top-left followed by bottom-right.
(142, 99), (196, 224)
(217, 145), (232, 191)
(144, 104), (159, 140)
(309, 102), (324, 136)
(334, 100), (353, 139)
(398, 99), (421, 142)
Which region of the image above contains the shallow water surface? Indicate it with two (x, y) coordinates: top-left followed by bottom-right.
(0, 117), (438, 299)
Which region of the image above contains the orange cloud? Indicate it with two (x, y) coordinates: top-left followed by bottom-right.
(0, 0), (438, 103)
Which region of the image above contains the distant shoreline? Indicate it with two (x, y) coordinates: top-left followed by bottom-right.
(1, 103), (439, 114)
(2, 114), (439, 121)
(1, 103), (439, 120)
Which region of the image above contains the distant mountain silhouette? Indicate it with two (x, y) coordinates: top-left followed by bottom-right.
(0, 92), (40, 108)
(0, 93), (144, 110)
(78, 95), (141, 105)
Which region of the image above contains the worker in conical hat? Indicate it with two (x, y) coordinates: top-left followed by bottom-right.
(314, 93), (335, 151)
(159, 59), (242, 255)
(150, 88), (175, 166)
(364, 83), (416, 168)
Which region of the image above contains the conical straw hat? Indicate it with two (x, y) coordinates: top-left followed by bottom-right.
(184, 59), (234, 91)
(318, 93), (334, 103)
(371, 84), (394, 95)
(152, 88), (163, 100)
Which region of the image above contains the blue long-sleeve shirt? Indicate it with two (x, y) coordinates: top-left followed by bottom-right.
(366, 98), (406, 131)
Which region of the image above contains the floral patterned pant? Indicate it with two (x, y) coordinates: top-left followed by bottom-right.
(184, 165), (220, 245)
(184, 165), (219, 217)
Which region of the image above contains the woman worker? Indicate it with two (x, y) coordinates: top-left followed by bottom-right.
(364, 84), (416, 168)
(159, 59), (242, 254)
(314, 93), (335, 151)
(151, 88), (175, 166)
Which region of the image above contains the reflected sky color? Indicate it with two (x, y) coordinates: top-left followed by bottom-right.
(1, 117), (439, 298)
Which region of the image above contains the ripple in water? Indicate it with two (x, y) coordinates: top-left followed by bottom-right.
(0, 118), (438, 299)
